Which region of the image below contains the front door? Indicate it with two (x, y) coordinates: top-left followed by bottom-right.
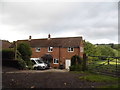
(65, 60), (71, 70)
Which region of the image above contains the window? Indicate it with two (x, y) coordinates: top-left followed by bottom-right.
(53, 59), (59, 64)
(48, 47), (53, 52)
(80, 47), (84, 52)
(36, 47), (40, 52)
(68, 47), (74, 52)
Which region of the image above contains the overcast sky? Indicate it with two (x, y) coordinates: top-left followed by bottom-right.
(0, 0), (118, 44)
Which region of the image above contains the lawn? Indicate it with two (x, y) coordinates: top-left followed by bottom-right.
(95, 59), (120, 65)
(76, 71), (119, 88)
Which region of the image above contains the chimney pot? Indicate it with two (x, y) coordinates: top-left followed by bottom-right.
(29, 35), (32, 41)
(48, 34), (51, 40)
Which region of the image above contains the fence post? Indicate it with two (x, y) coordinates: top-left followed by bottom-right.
(108, 58), (109, 65)
(82, 53), (87, 71)
(116, 58), (117, 76)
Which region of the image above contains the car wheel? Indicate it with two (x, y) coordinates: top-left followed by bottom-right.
(42, 66), (45, 69)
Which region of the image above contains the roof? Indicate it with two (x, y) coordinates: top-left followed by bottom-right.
(17, 37), (83, 48)
(1, 40), (11, 49)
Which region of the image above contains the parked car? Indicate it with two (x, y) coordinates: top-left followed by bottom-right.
(30, 58), (48, 70)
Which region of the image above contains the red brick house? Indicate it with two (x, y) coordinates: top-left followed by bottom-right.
(1, 40), (11, 49)
(16, 34), (84, 69)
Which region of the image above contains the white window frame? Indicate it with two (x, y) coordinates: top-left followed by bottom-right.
(48, 47), (53, 52)
(53, 58), (59, 64)
(35, 47), (41, 52)
(68, 47), (74, 52)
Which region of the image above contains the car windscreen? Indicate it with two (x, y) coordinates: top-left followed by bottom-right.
(31, 60), (36, 64)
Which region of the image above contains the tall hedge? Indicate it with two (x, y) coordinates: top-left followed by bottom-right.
(71, 55), (82, 66)
(2, 49), (15, 59)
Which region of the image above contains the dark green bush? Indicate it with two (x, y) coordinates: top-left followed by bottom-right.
(18, 59), (27, 70)
(71, 55), (82, 66)
(2, 49), (15, 59)
(70, 65), (82, 71)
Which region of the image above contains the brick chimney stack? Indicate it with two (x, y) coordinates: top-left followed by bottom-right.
(48, 34), (51, 40)
(29, 35), (32, 41)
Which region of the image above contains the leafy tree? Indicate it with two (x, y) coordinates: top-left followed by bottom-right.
(17, 43), (32, 66)
(97, 45), (116, 57)
(84, 41), (100, 56)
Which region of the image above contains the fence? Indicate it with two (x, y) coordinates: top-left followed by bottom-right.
(87, 56), (120, 77)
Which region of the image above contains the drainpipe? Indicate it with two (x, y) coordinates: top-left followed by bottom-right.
(59, 46), (61, 65)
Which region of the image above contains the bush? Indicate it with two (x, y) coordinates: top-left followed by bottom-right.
(71, 55), (82, 66)
(70, 65), (82, 71)
(2, 49), (15, 59)
(18, 59), (27, 70)
(25, 60), (34, 70)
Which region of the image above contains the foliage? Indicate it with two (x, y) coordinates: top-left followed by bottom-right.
(70, 65), (82, 71)
(97, 45), (116, 57)
(70, 55), (85, 71)
(18, 59), (27, 70)
(17, 43), (33, 69)
(17, 43), (32, 61)
(79, 73), (118, 82)
(71, 55), (82, 66)
(84, 41), (119, 57)
(2, 49), (15, 59)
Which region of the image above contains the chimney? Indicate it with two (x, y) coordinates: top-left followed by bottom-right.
(48, 34), (51, 40)
(29, 35), (32, 41)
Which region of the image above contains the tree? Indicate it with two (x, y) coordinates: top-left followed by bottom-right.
(97, 45), (116, 57)
(17, 43), (32, 66)
(84, 41), (100, 56)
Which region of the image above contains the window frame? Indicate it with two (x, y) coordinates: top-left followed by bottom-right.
(48, 47), (53, 52)
(53, 58), (59, 64)
(68, 47), (74, 52)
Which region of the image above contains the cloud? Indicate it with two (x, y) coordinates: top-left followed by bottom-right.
(0, 1), (118, 44)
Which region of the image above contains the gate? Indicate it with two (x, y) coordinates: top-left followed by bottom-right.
(87, 56), (120, 77)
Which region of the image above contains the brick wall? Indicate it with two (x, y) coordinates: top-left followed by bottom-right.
(31, 46), (83, 68)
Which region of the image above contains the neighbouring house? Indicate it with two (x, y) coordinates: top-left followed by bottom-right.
(15, 34), (84, 69)
(1, 40), (11, 49)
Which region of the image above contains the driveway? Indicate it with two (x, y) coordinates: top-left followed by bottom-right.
(2, 67), (118, 88)
(3, 69), (69, 74)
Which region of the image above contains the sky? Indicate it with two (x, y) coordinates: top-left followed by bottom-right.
(0, 0), (119, 44)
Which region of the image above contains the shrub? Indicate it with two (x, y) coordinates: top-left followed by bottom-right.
(70, 65), (82, 71)
(18, 59), (27, 70)
(71, 55), (82, 66)
(2, 49), (15, 59)
(17, 43), (33, 69)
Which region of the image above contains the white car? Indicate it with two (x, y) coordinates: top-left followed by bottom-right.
(30, 58), (47, 70)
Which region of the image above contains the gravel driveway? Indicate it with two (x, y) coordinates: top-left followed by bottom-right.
(2, 67), (118, 88)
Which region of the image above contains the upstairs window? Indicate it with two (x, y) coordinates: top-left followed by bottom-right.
(53, 59), (59, 64)
(68, 47), (74, 52)
(36, 47), (41, 52)
(48, 47), (53, 52)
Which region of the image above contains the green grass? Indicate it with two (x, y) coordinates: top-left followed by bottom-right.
(95, 59), (120, 65)
(79, 73), (118, 82)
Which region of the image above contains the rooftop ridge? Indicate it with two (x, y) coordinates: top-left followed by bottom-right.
(17, 36), (82, 41)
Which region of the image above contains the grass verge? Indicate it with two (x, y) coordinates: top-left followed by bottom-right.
(79, 73), (118, 82)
